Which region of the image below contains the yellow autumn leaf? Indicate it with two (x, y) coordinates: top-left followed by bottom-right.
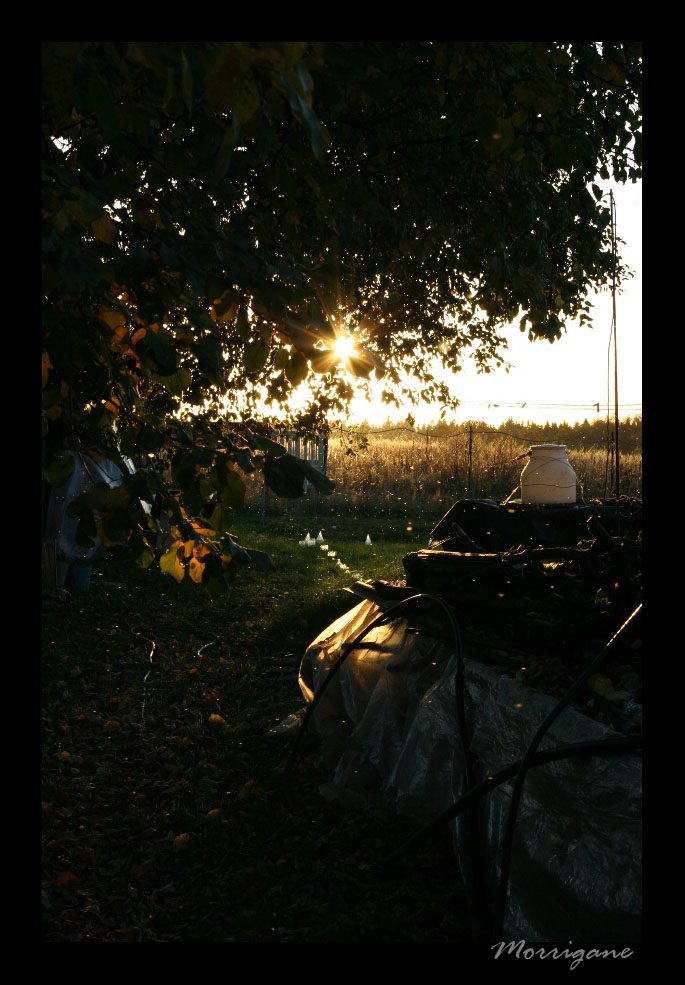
(51, 207), (69, 231)
(190, 519), (215, 537)
(103, 720), (121, 732)
(111, 324), (129, 348)
(104, 394), (121, 416)
(42, 350), (53, 388)
(98, 308), (129, 350)
(188, 557), (205, 584)
(173, 832), (190, 853)
(92, 213), (118, 244)
(160, 541), (185, 582)
(96, 519), (119, 548)
(208, 714), (227, 727)
(238, 779), (259, 800)
(203, 809), (221, 824)
(588, 674), (614, 697)
(98, 308), (127, 332)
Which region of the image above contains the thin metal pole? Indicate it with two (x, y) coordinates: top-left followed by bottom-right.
(468, 425), (473, 497)
(609, 431), (615, 496)
(611, 190), (620, 505)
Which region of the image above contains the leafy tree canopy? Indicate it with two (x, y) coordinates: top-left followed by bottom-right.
(42, 41), (642, 589)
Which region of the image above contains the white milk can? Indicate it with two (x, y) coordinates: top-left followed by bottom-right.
(520, 444), (577, 504)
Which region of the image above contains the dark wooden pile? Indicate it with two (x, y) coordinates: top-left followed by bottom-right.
(398, 499), (642, 732)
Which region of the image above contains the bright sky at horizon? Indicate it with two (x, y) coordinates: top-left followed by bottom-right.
(341, 178), (642, 429)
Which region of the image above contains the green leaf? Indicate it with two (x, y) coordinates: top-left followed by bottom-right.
(220, 470), (246, 510)
(65, 492), (89, 519)
(275, 70), (324, 156)
(99, 508), (138, 545)
(135, 424), (165, 455)
(204, 43), (242, 113)
(181, 51), (194, 113)
(232, 68), (260, 124)
(46, 454), (75, 488)
(85, 65), (118, 143)
(285, 351), (309, 386)
(292, 457), (335, 495)
(83, 482), (132, 513)
(171, 453), (198, 489)
(347, 353), (375, 378)
(200, 552), (228, 594)
(272, 348), (290, 370)
(223, 535), (274, 572)
(244, 339), (269, 374)
(193, 336), (224, 381)
(209, 503), (233, 534)
(244, 430), (290, 457)
(137, 547), (156, 569)
(235, 308), (251, 340)
(309, 350), (335, 374)
(75, 512), (98, 548)
(211, 126), (235, 185)
(263, 454), (306, 498)
(137, 328), (179, 375)
(150, 366), (192, 395)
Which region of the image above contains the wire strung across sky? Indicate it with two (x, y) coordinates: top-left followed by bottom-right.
(335, 425), (629, 446)
(452, 401), (642, 411)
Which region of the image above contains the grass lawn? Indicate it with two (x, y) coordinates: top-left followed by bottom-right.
(42, 512), (471, 942)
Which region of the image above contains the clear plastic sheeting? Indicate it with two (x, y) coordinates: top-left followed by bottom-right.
(297, 597), (641, 942)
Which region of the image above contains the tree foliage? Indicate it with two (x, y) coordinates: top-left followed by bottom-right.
(42, 41), (642, 588)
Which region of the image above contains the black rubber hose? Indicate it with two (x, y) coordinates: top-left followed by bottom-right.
(492, 602), (642, 940)
(378, 734), (642, 867)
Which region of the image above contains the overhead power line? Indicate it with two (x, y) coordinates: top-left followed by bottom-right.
(448, 400), (642, 410)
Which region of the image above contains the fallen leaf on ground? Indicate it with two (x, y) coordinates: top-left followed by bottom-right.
(53, 871), (80, 887)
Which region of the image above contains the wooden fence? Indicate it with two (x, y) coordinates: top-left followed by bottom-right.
(273, 433), (328, 476)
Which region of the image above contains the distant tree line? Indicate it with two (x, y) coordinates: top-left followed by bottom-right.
(345, 415), (642, 453)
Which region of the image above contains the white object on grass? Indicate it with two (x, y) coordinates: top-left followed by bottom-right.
(365, 534), (372, 546)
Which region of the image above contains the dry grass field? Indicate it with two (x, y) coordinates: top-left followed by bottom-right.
(245, 425), (642, 517)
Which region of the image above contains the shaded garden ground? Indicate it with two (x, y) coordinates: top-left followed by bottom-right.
(42, 516), (471, 941)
